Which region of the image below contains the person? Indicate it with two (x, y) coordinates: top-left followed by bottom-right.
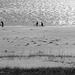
(1, 21), (4, 27)
(41, 22), (44, 27)
(36, 22), (38, 26)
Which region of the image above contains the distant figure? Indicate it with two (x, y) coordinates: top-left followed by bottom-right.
(36, 22), (38, 26)
(35, 21), (44, 27)
(0, 21), (4, 27)
(41, 22), (44, 27)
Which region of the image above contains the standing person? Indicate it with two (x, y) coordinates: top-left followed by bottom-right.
(1, 21), (4, 27)
(36, 22), (38, 26)
(41, 22), (44, 27)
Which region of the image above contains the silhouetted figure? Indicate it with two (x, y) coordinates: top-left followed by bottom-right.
(0, 21), (4, 27)
(41, 22), (44, 27)
(36, 22), (38, 26)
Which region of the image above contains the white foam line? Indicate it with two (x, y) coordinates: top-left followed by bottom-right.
(2, 26), (75, 28)
(4, 26), (24, 27)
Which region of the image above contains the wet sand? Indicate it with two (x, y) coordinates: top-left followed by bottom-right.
(0, 26), (75, 68)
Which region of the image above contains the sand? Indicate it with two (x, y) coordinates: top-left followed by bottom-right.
(0, 26), (75, 68)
